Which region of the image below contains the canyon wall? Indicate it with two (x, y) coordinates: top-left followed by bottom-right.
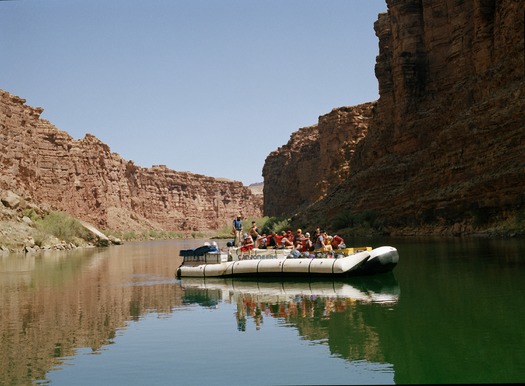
(264, 0), (525, 235)
(262, 103), (375, 217)
(0, 90), (262, 232)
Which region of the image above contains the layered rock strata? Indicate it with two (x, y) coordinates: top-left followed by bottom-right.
(0, 90), (261, 232)
(264, 0), (525, 235)
(263, 103), (375, 217)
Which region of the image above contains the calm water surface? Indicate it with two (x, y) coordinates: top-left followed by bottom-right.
(1, 237), (525, 385)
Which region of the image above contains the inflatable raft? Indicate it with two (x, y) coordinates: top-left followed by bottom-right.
(176, 244), (399, 278)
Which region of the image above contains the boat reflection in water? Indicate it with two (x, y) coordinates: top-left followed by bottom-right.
(179, 274), (400, 332)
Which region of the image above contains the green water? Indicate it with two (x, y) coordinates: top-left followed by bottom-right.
(1, 237), (524, 385)
(377, 237), (525, 384)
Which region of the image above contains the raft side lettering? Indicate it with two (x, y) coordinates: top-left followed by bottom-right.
(239, 254), (279, 260)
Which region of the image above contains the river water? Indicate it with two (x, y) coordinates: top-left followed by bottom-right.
(1, 237), (524, 385)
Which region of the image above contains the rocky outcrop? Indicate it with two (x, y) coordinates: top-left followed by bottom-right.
(0, 90), (262, 232)
(264, 0), (525, 235)
(263, 103), (375, 217)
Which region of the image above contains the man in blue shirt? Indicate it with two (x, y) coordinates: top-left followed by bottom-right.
(232, 214), (243, 247)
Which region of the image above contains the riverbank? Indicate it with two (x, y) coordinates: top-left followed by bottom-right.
(0, 215), (125, 255)
(0, 190), (121, 254)
(2, 187), (523, 255)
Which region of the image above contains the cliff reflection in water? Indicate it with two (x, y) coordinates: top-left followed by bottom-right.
(0, 242), (185, 386)
(0, 240), (399, 385)
(179, 275), (400, 362)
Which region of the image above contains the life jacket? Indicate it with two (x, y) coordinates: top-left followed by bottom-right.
(302, 238), (312, 252)
(331, 235), (344, 248)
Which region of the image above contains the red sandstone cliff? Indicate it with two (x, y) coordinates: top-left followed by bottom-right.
(0, 90), (262, 232)
(263, 0), (525, 235)
(262, 103), (375, 217)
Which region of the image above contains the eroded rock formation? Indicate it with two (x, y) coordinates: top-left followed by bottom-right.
(0, 90), (262, 232)
(263, 103), (375, 217)
(264, 0), (525, 235)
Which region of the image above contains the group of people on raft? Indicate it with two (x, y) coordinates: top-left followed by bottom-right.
(232, 215), (346, 257)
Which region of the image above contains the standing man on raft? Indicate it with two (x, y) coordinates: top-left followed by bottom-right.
(232, 214), (243, 247)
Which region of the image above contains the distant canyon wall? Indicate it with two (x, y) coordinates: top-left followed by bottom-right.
(262, 103), (375, 217)
(0, 90), (261, 232)
(263, 0), (525, 234)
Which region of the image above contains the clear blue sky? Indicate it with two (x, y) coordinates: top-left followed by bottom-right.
(1, 0), (387, 186)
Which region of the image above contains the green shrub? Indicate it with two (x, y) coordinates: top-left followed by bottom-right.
(516, 210), (525, 227)
(103, 228), (186, 241)
(471, 207), (491, 227)
(22, 208), (41, 222)
(266, 218), (291, 234)
(354, 210), (378, 228)
(331, 211), (354, 230)
(0, 235), (20, 250)
(190, 231), (207, 239)
(36, 211), (90, 243)
(122, 230), (137, 240)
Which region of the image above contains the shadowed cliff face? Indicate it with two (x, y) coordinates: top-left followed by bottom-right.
(264, 0), (525, 235)
(0, 90), (262, 232)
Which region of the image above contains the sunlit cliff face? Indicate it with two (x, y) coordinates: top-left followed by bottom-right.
(0, 90), (262, 233)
